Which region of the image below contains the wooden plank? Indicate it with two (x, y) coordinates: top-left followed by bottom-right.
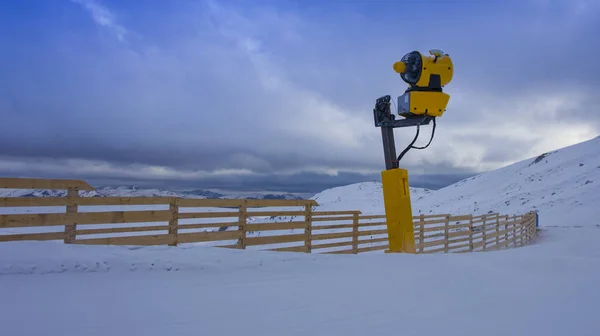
(311, 231), (354, 241)
(268, 245), (307, 252)
(473, 213), (499, 219)
(178, 199), (243, 208)
(0, 196), (176, 207)
(448, 242), (471, 251)
(447, 230), (470, 239)
(448, 236), (471, 245)
(178, 230), (242, 243)
(76, 225), (171, 235)
(246, 199), (317, 207)
(423, 246), (446, 254)
(323, 249), (355, 255)
(0, 232), (64, 242)
(312, 223), (354, 230)
(0, 177), (94, 190)
(312, 240), (354, 250)
(422, 225), (446, 233)
(420, 214), (451, 219)
(422, 239), (445, 248)
(245, 221), (306, 231)
(178, 211), (240, 219)
(178, 222), (238, 230)
(0, 197), (70, 207)
(447, 223), (471, 231)
(181, 198), (317, 208)
(75, 234), (171, 246)
(423, 218), (448, 225)
(313, 210), (361, 216)
(358, 237), (388, 245)
(0, 210), (172, 228)
(77, 197), (175, 206)
(245, 211), (306, 217)
(357, 221), (387, 228)
(214, 244), (243, 250)
(312, 215), (354, 222)
(357, 229), (387, 237)
(245, 233), (306, 246)
(358, 215), (386, 220)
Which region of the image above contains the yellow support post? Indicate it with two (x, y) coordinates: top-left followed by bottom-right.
(381, 168), (416, 253)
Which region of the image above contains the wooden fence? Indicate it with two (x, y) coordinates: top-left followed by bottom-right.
(0, 177), (538, 254)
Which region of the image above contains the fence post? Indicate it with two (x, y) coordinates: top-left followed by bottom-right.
(512, 215), (517, 247)
(520, 215), (526, 246)
(443, 215), (450, 253)
(304, 204), (312, 253)
(237, 200), (247, 249)
(529, 211), (539, 241)
(468, 215), (474, 251)
(504, 215), (509, 245)
(481, 215), (487, 251)
(168, 198), (179, 247)
(352, 212), (359, 254)
(495, 214), (500, 247)
(419, 214), (425, 253)
(64, 187), (78, 244)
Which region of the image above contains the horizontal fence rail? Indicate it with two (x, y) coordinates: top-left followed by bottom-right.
(0, 177), (539, 254)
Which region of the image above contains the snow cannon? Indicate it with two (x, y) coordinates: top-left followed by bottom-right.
(372, 49), (454, 254)
(393, 49), (453, 118)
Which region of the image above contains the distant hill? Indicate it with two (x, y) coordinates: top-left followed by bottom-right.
(0, 185), (305, 201)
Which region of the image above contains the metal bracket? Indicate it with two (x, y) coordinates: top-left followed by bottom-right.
(373, 95), (432, 128)
(373, 95), (433, 170)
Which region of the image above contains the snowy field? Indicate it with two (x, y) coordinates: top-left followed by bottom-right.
(1, 137), (599, 335)
(1, 227), (599, 335)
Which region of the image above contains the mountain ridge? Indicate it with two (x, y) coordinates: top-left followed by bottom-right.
(0, 185), (305, 201)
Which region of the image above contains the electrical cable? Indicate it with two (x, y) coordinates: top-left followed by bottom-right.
(395, 117), (436, 166)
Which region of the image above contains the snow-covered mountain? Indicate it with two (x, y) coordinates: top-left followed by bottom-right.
(0, 185), (305, 200)
(310, 182), (433, 214)
(309, 136), (600, 228)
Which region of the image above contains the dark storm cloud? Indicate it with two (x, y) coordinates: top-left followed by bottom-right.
(0, 155), (473, 193)
(0, 0), (598, 192)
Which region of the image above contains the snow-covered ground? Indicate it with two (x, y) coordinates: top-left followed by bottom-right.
(1, 137), (599, 335)
(1, 227), (599, 335)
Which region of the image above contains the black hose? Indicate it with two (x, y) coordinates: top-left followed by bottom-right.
(396, 117), (436, 166)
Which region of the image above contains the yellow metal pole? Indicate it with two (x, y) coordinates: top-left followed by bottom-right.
(381, 167), (416, 253)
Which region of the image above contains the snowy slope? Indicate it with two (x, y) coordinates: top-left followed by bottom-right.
(413, 136), (600, 225)
(310, 182), (432, 215)
(309, 136), (600, 228)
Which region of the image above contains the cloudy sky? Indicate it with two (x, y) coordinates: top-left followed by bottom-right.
(1, 0), (599, 193)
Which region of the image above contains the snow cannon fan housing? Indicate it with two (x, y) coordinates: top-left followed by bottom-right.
(392, 49), (453, 118)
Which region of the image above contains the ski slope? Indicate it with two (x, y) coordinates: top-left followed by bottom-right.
(1, 137), (600, 335)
